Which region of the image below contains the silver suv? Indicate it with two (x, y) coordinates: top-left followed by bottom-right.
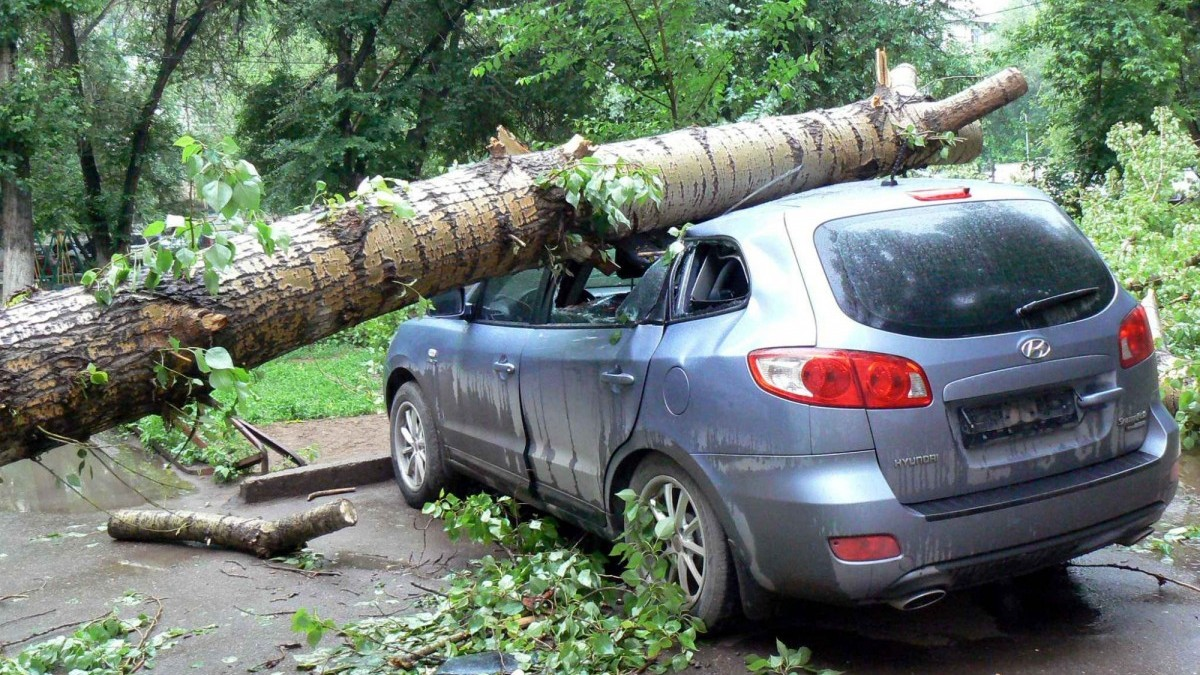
(384, 178), (1180, 626)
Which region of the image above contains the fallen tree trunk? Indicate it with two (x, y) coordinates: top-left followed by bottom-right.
(0, 65), (1027, 467)
(106, 498), (357, 557)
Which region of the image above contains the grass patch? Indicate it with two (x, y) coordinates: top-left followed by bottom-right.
(223, 343), (385, 424)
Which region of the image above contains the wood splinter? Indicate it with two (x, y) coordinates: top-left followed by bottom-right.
(106, 499), (357, 558)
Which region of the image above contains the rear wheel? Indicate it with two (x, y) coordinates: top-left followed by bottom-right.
(630, 456), (737, 628)
(390, 382), (452, 508)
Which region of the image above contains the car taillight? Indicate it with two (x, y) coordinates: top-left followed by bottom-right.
(747, 348), (932, 409)
(829, 534), (901, 562)
(1118, 305), (1154, 368)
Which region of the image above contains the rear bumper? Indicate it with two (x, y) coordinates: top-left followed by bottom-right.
(692, 402), (1180, 605)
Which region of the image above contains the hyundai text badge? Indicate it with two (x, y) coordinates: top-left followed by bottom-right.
(1019, 337), (1051, 360)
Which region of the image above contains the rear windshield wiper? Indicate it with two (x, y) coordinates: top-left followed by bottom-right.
(1015, 287), (1100, 318)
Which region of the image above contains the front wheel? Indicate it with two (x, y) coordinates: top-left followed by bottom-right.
(630, 456), (737, 628)
(390, 382), (452, 508)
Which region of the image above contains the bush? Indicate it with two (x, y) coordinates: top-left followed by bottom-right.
(321, 310), (409, 352)
(1076, 108), (1200, 450)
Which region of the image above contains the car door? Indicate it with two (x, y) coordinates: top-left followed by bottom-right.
(435, 268), (548, 488)
(520, 260), (669, 510)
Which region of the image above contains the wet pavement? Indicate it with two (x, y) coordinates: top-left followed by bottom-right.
(0, 444), (1198, 674)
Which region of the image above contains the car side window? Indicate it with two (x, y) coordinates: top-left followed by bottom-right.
(672, 240), (750, 319)
(476, 269), (546, 324)
(548, 257), (669, 326)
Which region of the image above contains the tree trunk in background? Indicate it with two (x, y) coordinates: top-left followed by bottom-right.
(1, 39), (35, 302)
(114, 2), (212, 253)
(59, 12), (109, 267)
(0, 67), (1028, 466)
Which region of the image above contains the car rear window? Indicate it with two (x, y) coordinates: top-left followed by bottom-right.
(814, 200), (1116, 338)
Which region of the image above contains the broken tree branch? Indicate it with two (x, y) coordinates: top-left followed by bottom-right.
(106, 499), (357, 558)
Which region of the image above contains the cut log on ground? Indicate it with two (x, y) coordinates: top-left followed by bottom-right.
(0, 64), (1028, 467)
(106, 499), (357, 558)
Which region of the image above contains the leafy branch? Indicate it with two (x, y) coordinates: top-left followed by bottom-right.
(538, 156), (664, 239)
(81, 135), (290, 304)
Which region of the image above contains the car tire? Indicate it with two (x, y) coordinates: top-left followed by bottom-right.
(630, 455), (738, 629)
(389, 382), (453, 508)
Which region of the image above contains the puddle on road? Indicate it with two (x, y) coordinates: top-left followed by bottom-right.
(0, 437), (192, 514)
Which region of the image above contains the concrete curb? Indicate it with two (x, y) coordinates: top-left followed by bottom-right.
(239, 456), (394, 503)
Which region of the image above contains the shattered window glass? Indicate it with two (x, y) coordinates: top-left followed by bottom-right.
(548, 258), (668, 326)
(477, 269), (546, 324)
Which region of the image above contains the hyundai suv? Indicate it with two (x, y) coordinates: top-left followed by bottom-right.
(383, 178), (1181, 626)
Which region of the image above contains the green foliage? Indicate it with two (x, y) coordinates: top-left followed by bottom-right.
(1130, 524), (1200, 565)
(294, 489), (709, 673)
(292, 608), (337, 649)
(214, 343), (384, 423)
(134, 409), (257, 483)
(82, 136), (288, 304)
(76, 362), (109, 389)
(746, 639), (841, 675)
(999, 0), (1199, 187)
(1075, 108), (1200, 448)
(0, 593), (206, 674)
(322, 311), (409, 351)
(537, 157), (664, 238)
(896, 123), (963, 160)
(473, 0), (962, 141)
(274, 547), (329, 572)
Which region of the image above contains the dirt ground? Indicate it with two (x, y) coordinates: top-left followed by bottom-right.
(260, 413), (389, 465)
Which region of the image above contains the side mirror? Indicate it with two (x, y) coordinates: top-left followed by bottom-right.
(429, 288), (465, 317)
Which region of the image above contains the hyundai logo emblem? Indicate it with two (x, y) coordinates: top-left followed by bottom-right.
(1019, 337), (1052, 360)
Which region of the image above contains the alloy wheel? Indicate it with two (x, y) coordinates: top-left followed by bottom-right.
(393, 401), (428, 492)
(640, 475), (707, 606)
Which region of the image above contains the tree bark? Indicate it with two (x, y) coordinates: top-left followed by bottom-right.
(1, 38), (36, 302)
(106, 498), (357, 557)
(0, 66), (1028, 467)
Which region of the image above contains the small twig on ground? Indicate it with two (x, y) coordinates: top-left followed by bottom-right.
(256, 561), (341, 578)
(269, 592), (299, 603)
(408, 581), (448, 597)
(127, 595), (165, 673)
(0, 578), (49, 603)
(248, 642), (301, 673)
(0, 608), (56, 629)
(235, 606), (297, 618)
(1069, 562), (1200, 594)
(0, 613), (108, 652)
(220, 560), (251, 579)
(308, 487), (357, 501)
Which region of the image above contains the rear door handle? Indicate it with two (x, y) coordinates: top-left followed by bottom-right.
(600, 371), (636, 386)
(1077, 386), (1123, 408)
(493, 361), (516, 375)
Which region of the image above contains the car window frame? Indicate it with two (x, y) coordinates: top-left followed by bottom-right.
(665, 236), (752, 324)
(540, 262), (670, 329)
(470, 268), (553, 327)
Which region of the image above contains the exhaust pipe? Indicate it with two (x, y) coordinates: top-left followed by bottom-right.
(888, 588), (947, 611)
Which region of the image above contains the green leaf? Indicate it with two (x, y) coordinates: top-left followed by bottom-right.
(653, 516), (676, 540)
(209, 369), (236, 392)
(142, 220), (165, 237)
(203, 269), (220, 295)
(204, 347), (234, 371)
(201, 180), (234, 213)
